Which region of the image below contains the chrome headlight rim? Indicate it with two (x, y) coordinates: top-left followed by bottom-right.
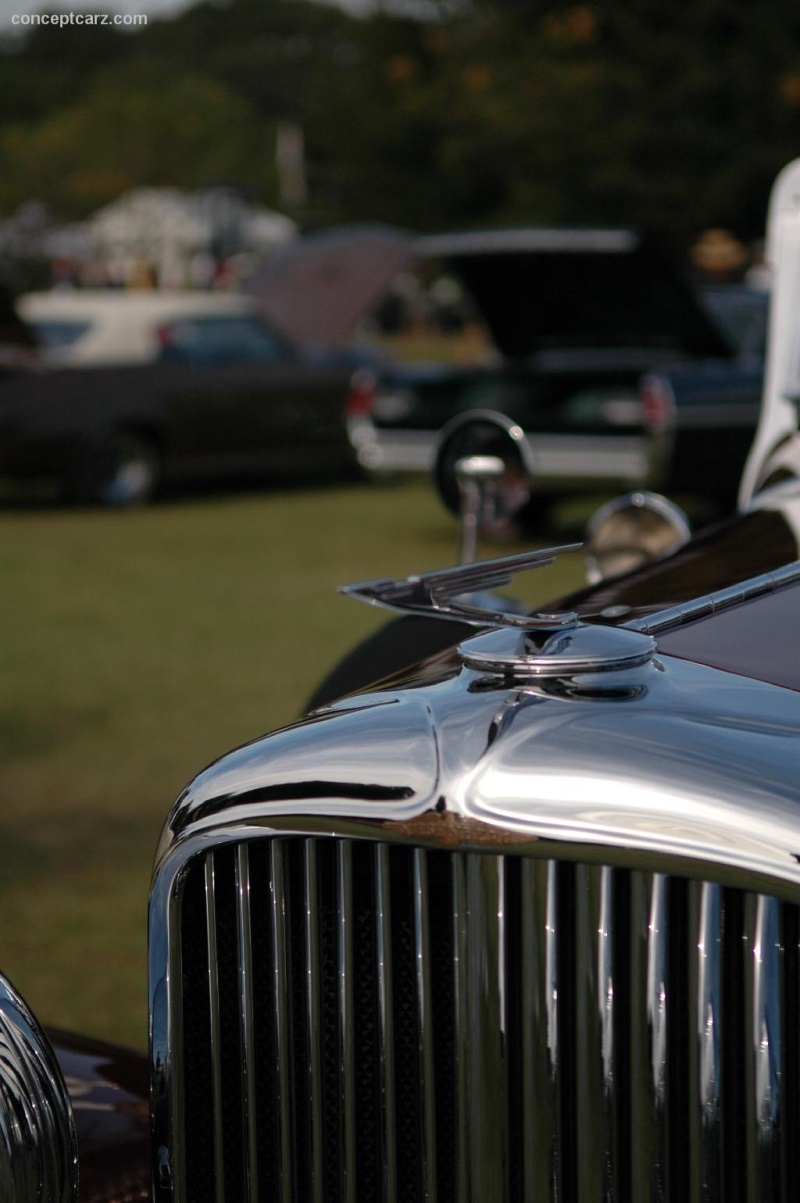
(584, 489), (692, 585)
(0, 973), (78, 1203)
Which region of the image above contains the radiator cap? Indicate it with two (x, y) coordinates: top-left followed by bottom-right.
(458, 621), (656, 679)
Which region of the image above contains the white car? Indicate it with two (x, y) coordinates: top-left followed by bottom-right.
(17, 289), (292, 367)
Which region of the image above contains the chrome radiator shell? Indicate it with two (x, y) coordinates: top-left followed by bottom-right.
(150, 649), (800, 1203)
(152, 829), (798, 1203)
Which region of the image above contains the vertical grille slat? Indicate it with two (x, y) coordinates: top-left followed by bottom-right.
(697, 882), (724, 1199)
(574, 864), (607, 1203)
(629, 872), (659, 1201)
(337, 841), (357, 1203)
(453, 853), (508, 1201)
(303, 839), (325, 1203)
(749, 895), (783, 1203)
(519, 859), (558, 1201)
(174, 837), (800, 1203)
(413, 849), (437, 1203)
(203, 855), (226, 1203)
(235, 845), (259, 1203)
(268, 841), (292, 1203)
(647, 873), (670, 1201)
(375, 844), (398, 1203)
(475, 853), (507, 1200)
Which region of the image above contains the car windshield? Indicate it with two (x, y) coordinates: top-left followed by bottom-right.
(158, 315), (294, 365)
(30, 319), (92, 349)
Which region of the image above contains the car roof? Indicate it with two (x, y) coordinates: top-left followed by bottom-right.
(17, 290), (257, 321)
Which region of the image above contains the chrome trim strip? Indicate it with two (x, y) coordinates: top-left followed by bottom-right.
(697, 882), (723, 1197)
(375, 844), (398, 1203)
(236, 844), (259, 1203)
(520, 858), (557, 1198)
(303, 840), (324, 1203)
(628, 559), (800, 635)
(338, 842), (357, 1203)
(752, 894), (782, 1200)
(413, 849), (437, 1203)
(269, 841), (292, 1203)
(204, 854), (225, 1203)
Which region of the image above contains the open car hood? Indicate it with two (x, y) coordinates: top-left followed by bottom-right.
(246, 224), (414, 348)
(248, 223), (734, 359)
(418, 227), (735, 360)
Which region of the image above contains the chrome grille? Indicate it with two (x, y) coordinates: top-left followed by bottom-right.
(172, 837), (799, 1202)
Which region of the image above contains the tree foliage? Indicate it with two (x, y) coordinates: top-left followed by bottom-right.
(1, 0), (800, 246)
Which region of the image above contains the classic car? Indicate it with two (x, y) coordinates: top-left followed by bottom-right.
(145, 159), (800, 1202)
(349, 231), (767, 521)
(0, 290), (367, 505)
(0, 976), (149, 1202)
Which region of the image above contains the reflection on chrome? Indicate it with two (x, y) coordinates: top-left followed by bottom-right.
(753, 894), (781, 1198)
(698, 883), (723, 1194)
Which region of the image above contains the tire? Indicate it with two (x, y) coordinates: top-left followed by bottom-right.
(69, 430), (161, 507)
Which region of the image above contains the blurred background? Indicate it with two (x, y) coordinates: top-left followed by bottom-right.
(0, 0), (798, 1051)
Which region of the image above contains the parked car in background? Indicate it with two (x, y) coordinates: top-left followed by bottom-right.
(17, 289), (300, 367)
(0, 290), (365, 505)
(641, 282), (767, 511)
(146, 161), (800, 1203)
(348, 229), (767, 520)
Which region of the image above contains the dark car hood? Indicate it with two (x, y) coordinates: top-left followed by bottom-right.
(418, 227), (736, 361)
(248, 224), (734, 359)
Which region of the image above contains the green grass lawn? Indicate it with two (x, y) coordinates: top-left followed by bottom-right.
(0, 477), (585, 1049)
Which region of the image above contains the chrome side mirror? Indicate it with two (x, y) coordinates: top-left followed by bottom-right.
(584, 491), (691, 584)
(434, 410), (535, 563)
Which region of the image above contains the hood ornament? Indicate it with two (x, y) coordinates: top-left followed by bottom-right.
(342, 544), (657, 679)
(341, 544), (581, 629)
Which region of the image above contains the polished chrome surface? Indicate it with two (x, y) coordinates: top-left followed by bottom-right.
(150, 552), (800, 1202)
(0, 975), (78, 1203)
(269, 841), (292, 1203)
(453, 453), (507, 565)
(203, 855), (225, 1203)
(340, 544), (580, 628)
(458, 620), (656, 678)
(584, 490), (691, 584)
(235, 845), (259, 1203)
(156, 636), (800, 894)
(152, 832), (800, 1202)
(697, 882), (723, 1197)
(751, 894), (782, 1199)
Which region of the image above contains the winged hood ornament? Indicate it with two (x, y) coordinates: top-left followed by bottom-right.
(340, 544), (581, 629)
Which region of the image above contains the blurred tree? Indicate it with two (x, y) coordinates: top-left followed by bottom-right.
(0, 66), (277, 217)
(1, 0), (800, 247)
